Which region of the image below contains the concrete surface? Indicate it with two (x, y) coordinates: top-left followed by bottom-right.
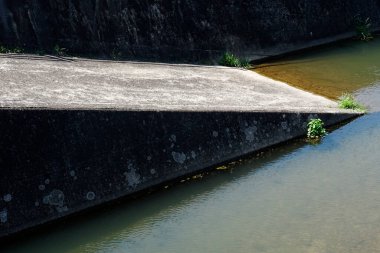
(0, 54), (347, 113)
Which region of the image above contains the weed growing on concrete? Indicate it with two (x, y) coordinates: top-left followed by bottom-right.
(220, 52), (251, 68)
(338, 93), (366, 112)
(355, 15), (373, 41)
(239, 58), (252, 68)
(307, 118), (327, 139)
(110, 49), (122, 60)
(0, 45), (7, 53)
(53, 44), (68, 56)
(0, 45), (24, 54)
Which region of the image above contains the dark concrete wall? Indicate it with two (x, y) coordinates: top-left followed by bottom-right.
(0, 0), (379, 61)
(0, 109), (356, 238)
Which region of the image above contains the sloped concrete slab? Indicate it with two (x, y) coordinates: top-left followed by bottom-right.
(0, 54), (348, 113)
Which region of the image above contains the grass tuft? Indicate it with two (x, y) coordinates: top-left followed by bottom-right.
(338, 93), (366, 112)
(220, 52), (251, 68)
(354, 15), (373, 41)
(0, 45), (24, 54)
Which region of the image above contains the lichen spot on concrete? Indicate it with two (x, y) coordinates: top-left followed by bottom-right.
(69, 170), (76, 177)
(86, 191), (96, 201)
(170, 134), (176, 142)
(172, 151), (186, 164)
(281, 121), (288, 130)
(38, 184), (46, 191)
(150, 168), (156, 174)
(244, 126), (257, 142)
(43, 189), (65, 211)
(213, 131), (219, 137)
(125, 164), (141, 188)
(3, 194), (12, 202)
(0, 208), (7, 223)
(147, 156), (152, 161)
(44, 179), (50, 185)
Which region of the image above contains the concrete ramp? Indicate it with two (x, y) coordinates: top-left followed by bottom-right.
(0, 55), (359, 238)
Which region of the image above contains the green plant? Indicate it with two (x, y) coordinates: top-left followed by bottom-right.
(338, 93), (366, 112)
(307, 118), (327, 139)
(220, 52), (251, 68)
(0, 45), (6, 53)
(53, 44), (68, 56)
(355, 15), (373, 41)
(110, 49), (122, 60)
(220, 52), (240, 67)
(11, 47), (23, 54)
(239, 58), (252, 68)
(0, 45), (24, 54)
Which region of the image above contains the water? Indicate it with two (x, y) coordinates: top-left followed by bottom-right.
(4, 39), (380, 252)
(255, 39), (380, 100)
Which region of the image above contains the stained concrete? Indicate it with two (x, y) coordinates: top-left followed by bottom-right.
(0, 54), (360, 239)
(1, 0), (380, 62)
(0, 55), (349, 113)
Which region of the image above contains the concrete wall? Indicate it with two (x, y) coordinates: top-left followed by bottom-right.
(0, 0), (380, 61)
(0, 109), (356, 238)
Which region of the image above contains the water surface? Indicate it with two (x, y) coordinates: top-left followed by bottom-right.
(255, 39), (380, 100)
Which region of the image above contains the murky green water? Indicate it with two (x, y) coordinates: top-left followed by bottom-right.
(4, 40), (380, 253)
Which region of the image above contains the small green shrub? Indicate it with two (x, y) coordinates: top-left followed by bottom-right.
(0, 45), (7, 53)
(0, 45), (24, 54)
(355, 15), (373, 41)
(110, 49), (122, 60)
(239, 58), (252, 68)
(220, 52), (240, 67)
(220, 52), (251, 68)
(307, 119), (327, 139)
(53, 44), (68, 56)
(11, 47), (23, 54)
(338, 93), (366, 112)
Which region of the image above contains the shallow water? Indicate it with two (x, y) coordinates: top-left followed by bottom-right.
(255, 39), (380, 100)
(4, 40), (380, 253)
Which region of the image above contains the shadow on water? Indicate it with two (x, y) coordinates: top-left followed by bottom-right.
(2, 138), (308, 253)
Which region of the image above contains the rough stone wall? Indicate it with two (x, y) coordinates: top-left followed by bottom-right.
(0, 0), (379, 61)
(0, 109), (356, 238)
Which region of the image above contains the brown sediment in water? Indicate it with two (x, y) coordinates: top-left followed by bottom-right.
(254, 64), (345, 100)
(252, 39), (380, 100)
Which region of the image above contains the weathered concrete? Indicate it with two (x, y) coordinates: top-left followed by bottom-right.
(0, 55), (349, 112)
(0, 0), (380, 61)
(0, 55), (360, 238)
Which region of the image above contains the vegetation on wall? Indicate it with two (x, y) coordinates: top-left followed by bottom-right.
(354, 15), (373, 41)
(338, 93), (366, 112)
(220, 52), (251, 68)
(0, 45), (24, 54)
(307, 118), (327, 139)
